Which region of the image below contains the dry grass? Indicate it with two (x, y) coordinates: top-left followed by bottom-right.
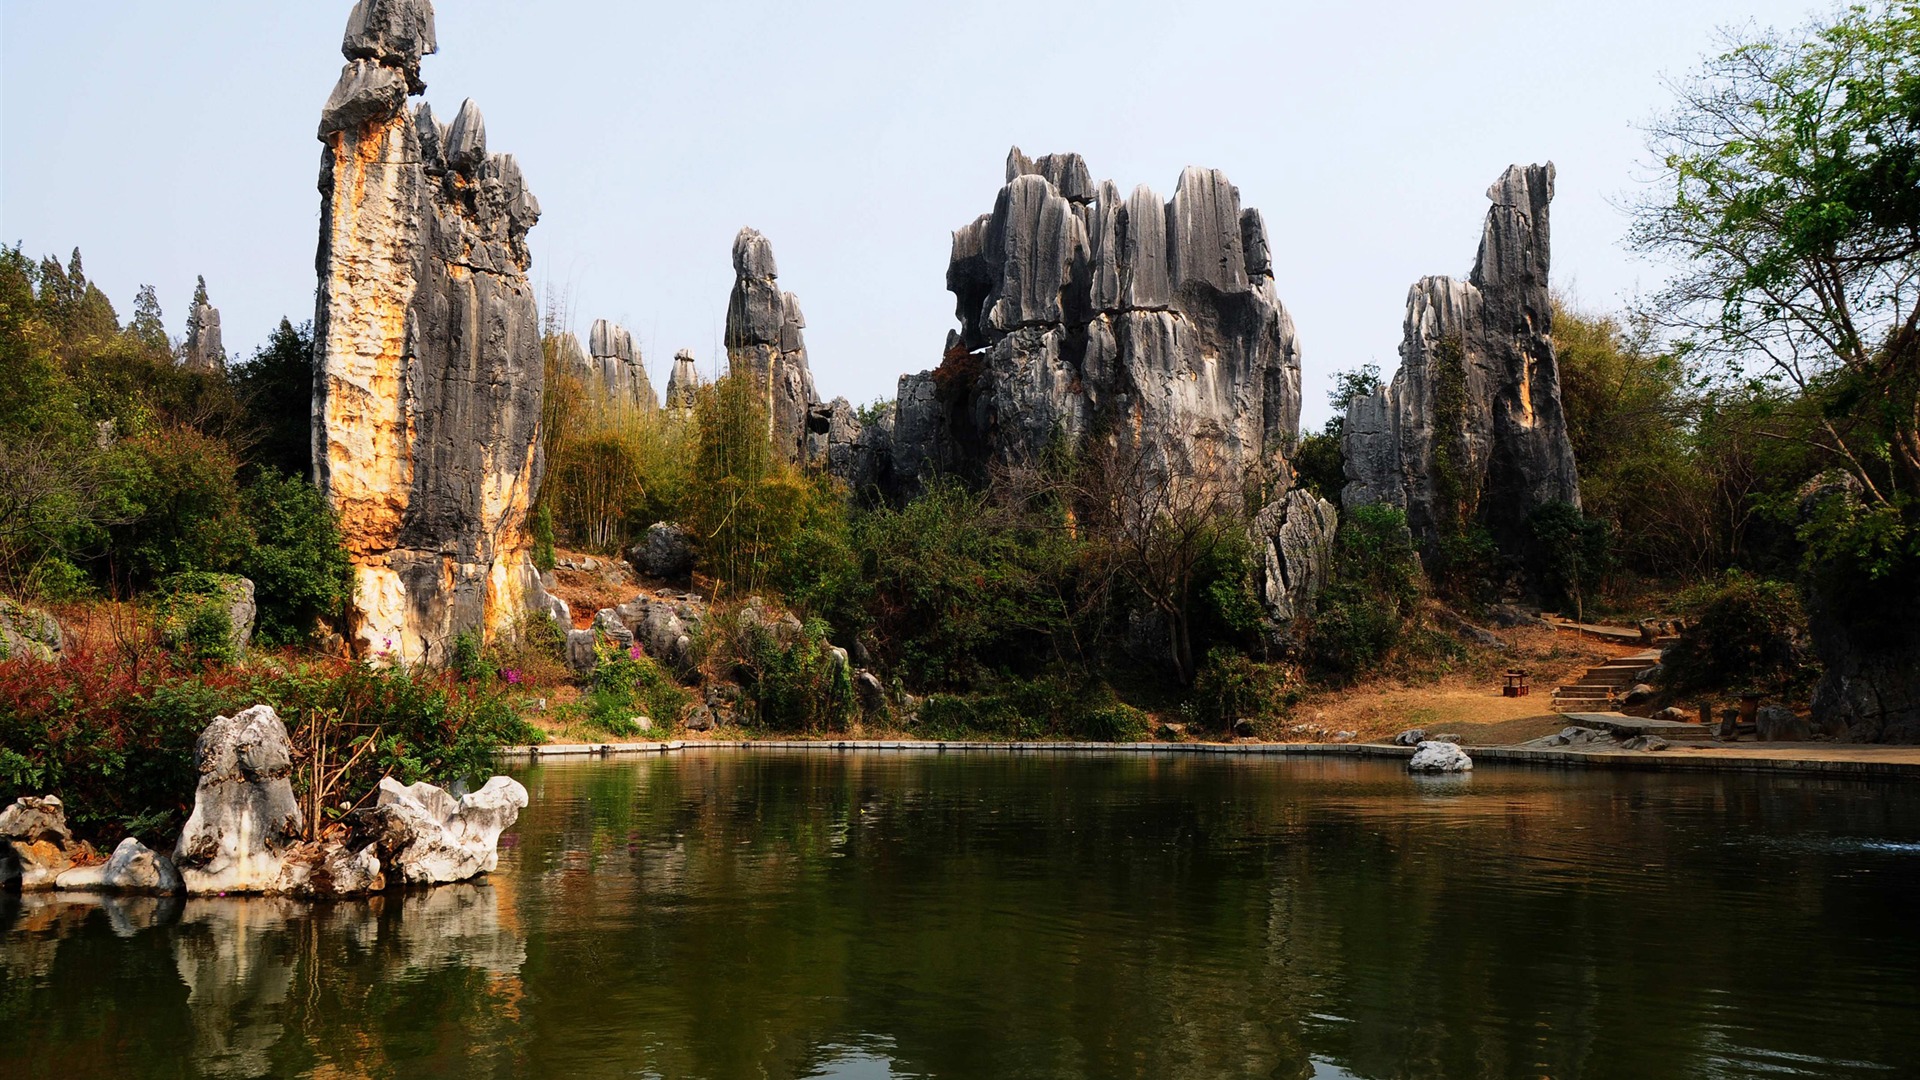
(1286, 624), (1647, 746)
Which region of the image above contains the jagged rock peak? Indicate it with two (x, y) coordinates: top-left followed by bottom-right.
(665, 349), (703, 411)
(1007, 146), (1094, 204)
(732, 227), (779, 281)
(590, 319), (636, 363)
(314, 0), (551, 664)
(1340, 162), (1578, 562)
(343, 0), (437, 91)
(725, 228), (817, 461)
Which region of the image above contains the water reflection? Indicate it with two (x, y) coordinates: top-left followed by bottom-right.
(5, 751), (1920, 1079)
(2, 883), (524, 1078)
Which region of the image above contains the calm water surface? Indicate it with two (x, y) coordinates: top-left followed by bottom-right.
(4, 752), (1919, 1079)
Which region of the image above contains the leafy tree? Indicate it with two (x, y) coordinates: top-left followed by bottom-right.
(1525, 502), (1613, 622)
(1307, 505), (1423, 677)
(230, 319), (316, 478)
(239, 470), (354, 646)
(129, 285), (167, 353)
(1633, 1), (1920, 575)
(1294, 363), (1384, 503)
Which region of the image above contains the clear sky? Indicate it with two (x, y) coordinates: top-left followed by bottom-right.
(3, 0), (1824, 432)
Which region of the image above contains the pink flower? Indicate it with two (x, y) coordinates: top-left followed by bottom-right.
(629, 646), (643, 660)
(504, 669), (523, 684)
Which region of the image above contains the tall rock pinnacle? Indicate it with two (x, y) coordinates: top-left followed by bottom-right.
(1341, 164), (1581, 558)
(312, 0), (551, 664)
(182, 276), (226, 373)
(724, 228), (818, 463)
(588, 319), (659, 412)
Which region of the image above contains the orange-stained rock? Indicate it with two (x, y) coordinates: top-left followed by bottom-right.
(313, 0), (549, 664)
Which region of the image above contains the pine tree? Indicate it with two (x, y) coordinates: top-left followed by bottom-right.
(130, 284), (168, 353)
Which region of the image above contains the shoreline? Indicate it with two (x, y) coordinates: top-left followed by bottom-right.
(498, 738), (1920, 781)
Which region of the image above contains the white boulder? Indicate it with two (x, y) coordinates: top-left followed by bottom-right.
(352, 776), (528, 886)
(1408, 741), (1474, 773)
(172, 705), (305, 894)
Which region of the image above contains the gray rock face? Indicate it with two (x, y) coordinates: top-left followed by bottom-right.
(173, 706), (305, 895)
(628, 522), (695, 580)
(1800, 475), (1920, 743)
(588, 319), (659, 411)
(665, 349), (703, 412)
(613, 594), (704, 675)
(0, 596), (62, 661)
(869, 147), (1303, 505)
(99, 837), (185, 895)
(350, 776), (526, 885)
(725, 228), (819, 463)
(182, 282), (226, 374)
(315, 1), (550, 665)
(1256, 489), (1339, 623)
(1341, 164), (1581, 559)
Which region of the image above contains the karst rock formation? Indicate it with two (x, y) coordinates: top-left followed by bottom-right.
(724, 228), (820, 463)
(588, 319), (659, 412)
(1341, 163), (1581, 558)
(312, 0), (549, 664)
(826, 148), (1329, 623)
(182, 277), (226, 373)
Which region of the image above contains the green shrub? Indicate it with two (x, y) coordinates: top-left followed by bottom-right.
(1307, 506), (1423, 676)
(531, 502), (556, 573)
(581, 638), (691, 736)
(99, 426), (252, 585)
(1432, 525), (1504, 609)
(1526, 501), (1613, 617)
(1664, 572), (1814, 696)
(238, 469), (353, 646)
(153, 571), (249, 663)
(1192, 648), (1286, 732)
(450, 629), (496, 684)
(733, 616), (853, 733)
(912, 676), (1146, 742)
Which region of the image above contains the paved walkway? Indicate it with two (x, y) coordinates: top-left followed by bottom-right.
(499, 737), (1920, 779)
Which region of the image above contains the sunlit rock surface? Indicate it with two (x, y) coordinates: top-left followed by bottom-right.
(313, 0), (549, 665)
(1341, 164), (1580, 557)
(350, 776), (528, 885)
(589, 319), (660, 412)
(879, 148), (1303, 495)
(173, 706), (305, 895)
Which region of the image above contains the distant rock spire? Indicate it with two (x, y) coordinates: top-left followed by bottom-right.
(182, 276), (226, 373)
(724, 228), (818, 463)
(665, 349), (702, 413)
(588, 319), (659, 412)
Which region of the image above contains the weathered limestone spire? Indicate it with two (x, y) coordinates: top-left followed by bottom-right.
(724, 228), (818, 463)
(1341, 163), (1580, 558)
(665, 349), (703, 414)
(312, 0), (549, 665)
(182, 276), (226, 373)
(588, 319), (659, 412)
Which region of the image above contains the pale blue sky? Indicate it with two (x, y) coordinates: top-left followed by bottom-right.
(3, 0), (1823, 431)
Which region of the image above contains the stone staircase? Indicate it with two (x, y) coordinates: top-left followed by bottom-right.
(1551, 650), (1662, 714)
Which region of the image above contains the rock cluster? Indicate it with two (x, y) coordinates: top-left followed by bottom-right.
(314, 0), (551, 665)
(725, 228), (820, 463)
(1341, 164), (1581, 558)
(814, 148), (1329, 624)
(3, 704), (527, 899)
(0, 595), (63, 661)
(877, 148), (1305, 496)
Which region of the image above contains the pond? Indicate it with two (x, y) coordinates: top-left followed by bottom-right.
(4, 751), (1919, 1079)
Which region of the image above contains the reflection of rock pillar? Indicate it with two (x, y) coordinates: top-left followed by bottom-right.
(175, 899), (300, 1078)
(313, 0), (548, 664)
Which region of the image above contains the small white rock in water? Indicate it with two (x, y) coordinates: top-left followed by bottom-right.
(1409, 741), (1474, 773)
